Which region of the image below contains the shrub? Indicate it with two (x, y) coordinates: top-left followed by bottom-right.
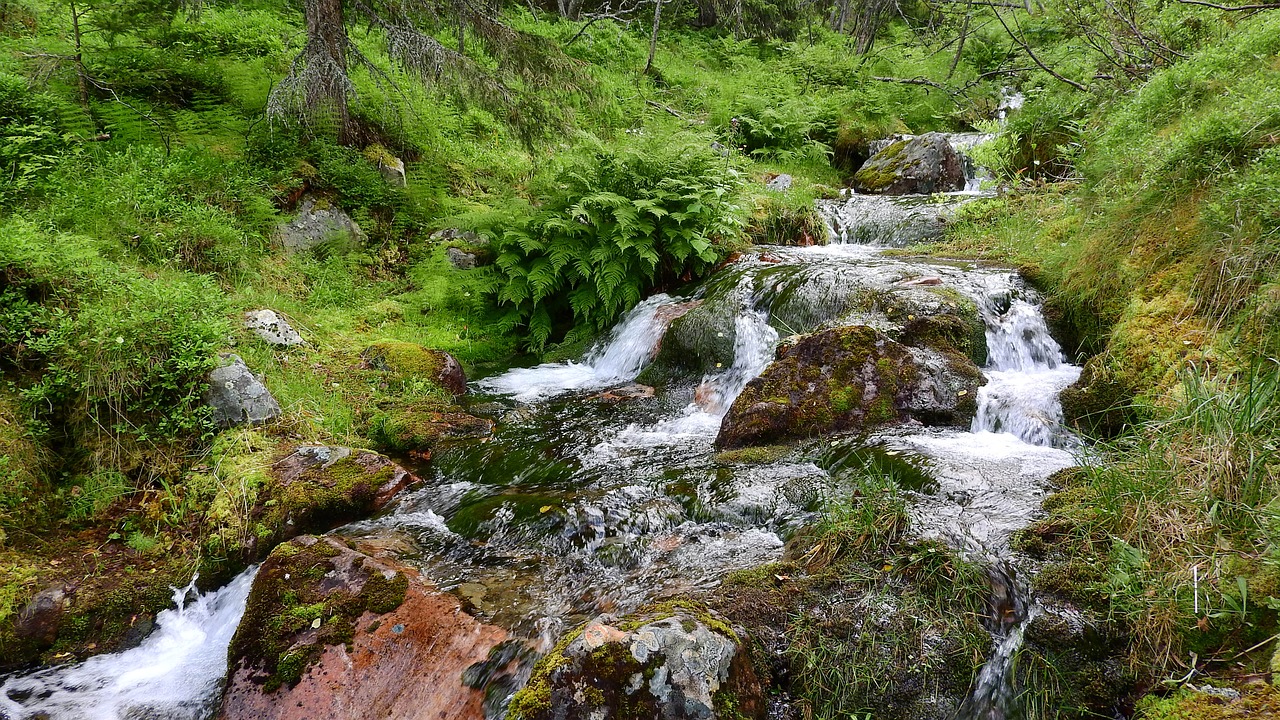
(0, 72), (71, 206)
(483, 133), (746, 348)
(0, 222), (228, 452)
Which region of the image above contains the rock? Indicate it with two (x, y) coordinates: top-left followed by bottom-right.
(429, 228), (484, 244)
(377, 156), (406, 187)
(765, 173), (792, 192)
(447, 246), (479, 270)
(1058, 356), (1134, 439)
(853, 133), (966, 195)
(244, 309), (303, 347)
(273, 445), (417, 514)
(205, 354), (281, 429)
(361, 341), (467, 397)
(589, 383), (655, 403)
(508, 607), (765, 720)
(715, 325), (984, 449)
(13, 587), (66, 645)
(219, 536), (509, 720)
(366, 405), (493, 453)
(274, 196), (367, 253)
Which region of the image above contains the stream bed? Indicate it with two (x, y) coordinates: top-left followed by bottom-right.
(1, 185), (1084, 719)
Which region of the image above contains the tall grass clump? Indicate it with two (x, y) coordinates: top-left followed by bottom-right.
(1061, 362), (1280, 675)
(483, 131), (747, 348)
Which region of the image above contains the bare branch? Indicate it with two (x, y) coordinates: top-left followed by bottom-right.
(992, 7), (1088, 91)
(1175, 0), (1280, 9)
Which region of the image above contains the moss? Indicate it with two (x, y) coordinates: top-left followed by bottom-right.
(506, 626), (583, 719)
(360, 340), (449, 393)
(714, 445), (793, 466)
(1059, 355), (1138, 439)
(365, 403), (490, 453)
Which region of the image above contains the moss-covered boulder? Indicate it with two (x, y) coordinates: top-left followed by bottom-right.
(220, 535), (509, 720)
(853, 133), (966, 195)
(361, 340), (467, 397)
(715, 324), (985, 449)
(507, 603), (765, 720)
(365, 403), (492, 453)
(200, 432), (420, 562)
(1058, 355), (1136, 439)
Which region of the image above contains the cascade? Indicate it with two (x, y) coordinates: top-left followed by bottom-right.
(0, 568), (258, 720)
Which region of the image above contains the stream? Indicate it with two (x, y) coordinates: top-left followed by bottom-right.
(1, 142), (1083, 720)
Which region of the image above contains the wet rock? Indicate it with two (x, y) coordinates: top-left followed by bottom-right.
(361, 340), (467, 397)
(853, 133), (966, 195)
(219, 536), (508, 720)
(244, 309), (303, 347)
(716, 325), (984, 449)
(818, 193), (970, 246)
(590, 383), (655, 403)
(508, 607), (765, 720)
(13, 587), (66, 645)
(274, 196), (367, 253)
(1020, 599), (1135, 719)
(205, 353), (281, 429)
(447, 246), (479, 269)
(765, 173), (793, 192)
(1058, 356), (1135, 439)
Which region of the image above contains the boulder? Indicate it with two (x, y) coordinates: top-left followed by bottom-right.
(219, 536), (510, 720)
(508, 607), (765, 720)
(244, 309), (304, 347)
(13, 587), (66, 645)
(377, 156), (406, 187)
(205, 353), (281, 429)
(361, 341), (467, 397)
(366, 404), (493, 453)
(447, 246), (479, 270)
(715, 324), (984, 449)
(589, 383), (656, 403)
(853, 133), (966, 195)
(274, 196), (367, 253)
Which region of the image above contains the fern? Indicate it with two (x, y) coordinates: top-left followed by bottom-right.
(481, 133), (746, 349)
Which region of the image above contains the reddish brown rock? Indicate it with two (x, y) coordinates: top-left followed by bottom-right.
(589, 383), (656, 403)
(273, 445), (417, 512)
(219, 536), (510, 720)
(361, 340), (468, 397)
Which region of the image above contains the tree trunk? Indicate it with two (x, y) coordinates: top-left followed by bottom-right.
(644, 0), (663, 75)
(69, 0), (89, 111)
(303, 0), (353, 142)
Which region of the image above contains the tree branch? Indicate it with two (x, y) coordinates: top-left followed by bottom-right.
(992, 8), (1088, 91)
(1175, 0), (1280, 9)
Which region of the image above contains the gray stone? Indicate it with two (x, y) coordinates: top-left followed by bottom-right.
(205, 353), (281, 429)
(853, 132), (967, 195)
(765, 173), (792, 192)
(376, 156), (406, 187)
(446, 247), (478, 270)
(274, 196), (367, 253)
(429, 228), (484, 244)
(244, 309), (303, 347)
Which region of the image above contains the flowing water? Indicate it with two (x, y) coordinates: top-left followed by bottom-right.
(2, 133), (1080, 719)
(0, 569), (257, 720)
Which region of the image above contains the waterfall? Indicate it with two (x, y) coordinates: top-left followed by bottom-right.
(0, 568), (258, 720)
(477, 293), (677, 402)
(972, 279), (1081, 448)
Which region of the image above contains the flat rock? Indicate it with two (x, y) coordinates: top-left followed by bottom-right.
(219, 536), (509, 720)
(765, 173), (793, 192)
(274, 196), (367, 253)
(205, 354), (281, 429)
(446, 246), (479, 269)
(590, 383), (655, 403)
(244, 309), (303, 347)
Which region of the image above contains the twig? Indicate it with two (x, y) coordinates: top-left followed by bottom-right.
(645, 99), (684, 118)
(992, 7), (1088, 91)
(1176, 0), (1280, 9)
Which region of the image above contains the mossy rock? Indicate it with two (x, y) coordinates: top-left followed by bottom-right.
(507, 602), (765, 720)
(361, 340), (467, 397)
(365, 403), (492, 453)
(716, 325), (984, 449)
(745, 196), (830, 247)
(852, 133), (966, 196)
(1059, 355), (1136, 439)
(224, 535), (410, 692)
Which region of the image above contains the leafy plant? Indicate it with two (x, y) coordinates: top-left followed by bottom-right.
(485, 133), (747, 348)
